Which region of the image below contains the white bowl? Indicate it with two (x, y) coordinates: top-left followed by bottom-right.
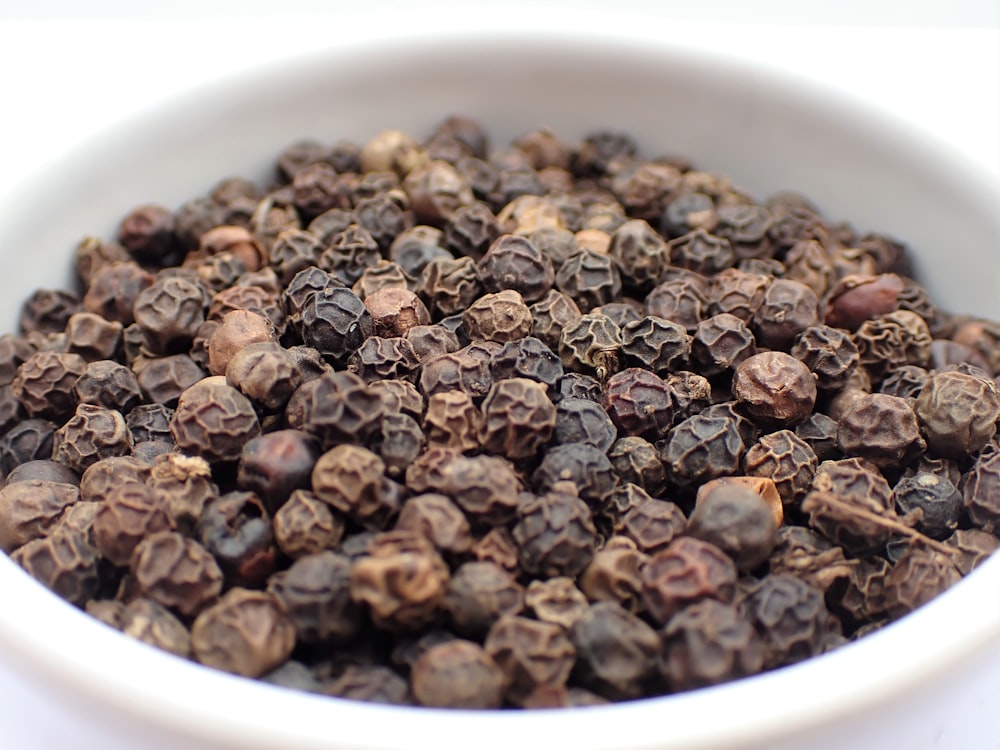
(1, 22), (999, 750)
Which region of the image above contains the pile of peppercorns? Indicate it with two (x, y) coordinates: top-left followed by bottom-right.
(1, 115), (999, 709)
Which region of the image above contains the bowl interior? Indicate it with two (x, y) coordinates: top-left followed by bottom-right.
(0, 26), (998, 750)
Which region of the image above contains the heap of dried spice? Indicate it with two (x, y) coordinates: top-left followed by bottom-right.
(1, 115), (999, 709)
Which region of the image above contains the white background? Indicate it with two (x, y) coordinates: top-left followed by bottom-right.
(0, 3), (997, 749)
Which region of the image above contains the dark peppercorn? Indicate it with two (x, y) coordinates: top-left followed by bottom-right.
(660, 599), (765, 691)
(533, 443), (618, 509)
(607, 437), (667, 497)
(741, 574), (839, 669)
(287, 370), (385, 449)
(661, 410), (746, 488)
(477, 235), (555, 303)
(553, 398), (617, 452)
(608, 219), (669, 290)
(299, 286), (372, 366)
(131, 531), (223, 617)
(691, 313), (757, 377)
(620, 316), (691, 374)
(347, 336), (420, 384)
(513, 485), (597, 577)
(803, 458), (896, 555)
(752, 279), (820, 349)
(688, 481), (778, 572)
(790, 325), (860, 391)
(419, 256), (482, 318)
(570, 601), (659, 700)
(491, 336), (563, 397)
(117, 204), (178, 266)
(444, 562), (525, 637)
(559, 313), (622, 378)
(267, 551), (361, 644)
(555, 249), (622, 313)
(854, 310), (932, 380)
(0, 418), (56, 475)
(133, 353), (206, 407)
(376, 412), (426, 476)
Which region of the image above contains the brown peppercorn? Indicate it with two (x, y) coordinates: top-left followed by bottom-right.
(444, 561), (525, 637)
(709, 268), (769, 324)
(743, 429), (818, 505)
(823, 273), (904, 330)
(915, 370), (1000, 458)
(207, 309), (276, 377)
(399, 160), (471, 223)
(645, 272), (710, 332)
(423, 391), (482, 452)
(836, 392), (925, 467)
(63, 312), (122, 362)
(119, 598), (192, 658)
(170, 377), (260, 464)
(197, 225), (267, 272)
(641, 537), (738, 624)
(854, 309), (933, 379)
(350, 530), (450, 631)
(480, 377), (556, 460)
(78, 456), (149, 503)
(660, 599), (765, 691)
(93, 482), (173, 567)
(0, 479), (79, 553)
(767, 526), (854, 592)
(131, 531), (223, 617)
(803, 458), (896, 555)
(602, 368), (674, 440)
(12, 524), (100, 606)
(117, 203), (178, 265)
(312, 445), (398, 529)
(224, 341), (301, 413)
(687, 481), (778, 572)
(618, 498), (687, 554)
(74, 360), (142, 412)
(570, 601), (659, 700)
(191, 588), (296, 678)
(962, 450), (1000, 531)
(522, 577), (588, 630)
(881, 546), (961, 619)
(5, 460), (79, 487)
(462, 289), (532, 343)
(732, 351), (817, 426)
(690, 313), (757, 377)
(418, 256), (482, 318)
(559, 312), (623, 378)
(364, 287), (431, 339)
(419, 349), (491, 402)
(945, 529), (1000, 575)
(52, 404), (133, 473)
(83, 262), (155, 326)
(607, 219), (669, 290)
(12, 350), (87, 420)
(146, 452), (217, 533)
(272, 490), (344, 559)
(133, 353), (206, 407)
(484, 616), (576, 705)
(410, 639), (506, 709)
(394, 493), (472, 556)
(579, 542), (647, 612)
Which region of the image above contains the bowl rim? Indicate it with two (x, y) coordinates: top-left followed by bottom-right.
(0, 18), (999, 750)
